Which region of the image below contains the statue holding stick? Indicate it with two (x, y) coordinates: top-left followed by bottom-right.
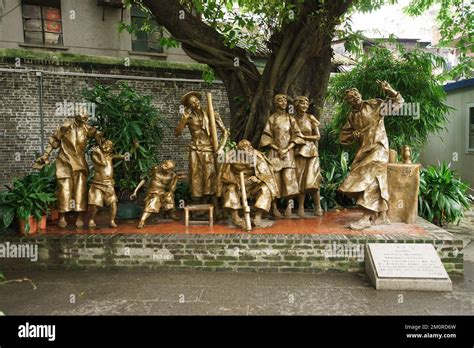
(175, 91), (228, 212)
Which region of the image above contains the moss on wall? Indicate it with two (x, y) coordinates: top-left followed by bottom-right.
(0, 48), (207, 72)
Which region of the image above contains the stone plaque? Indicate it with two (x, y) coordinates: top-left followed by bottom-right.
(365, 243), (452, 291)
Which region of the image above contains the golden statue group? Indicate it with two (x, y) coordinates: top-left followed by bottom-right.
(34, 80), (403, 231)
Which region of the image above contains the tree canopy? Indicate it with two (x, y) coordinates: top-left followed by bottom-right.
(123, 0), (472, 143)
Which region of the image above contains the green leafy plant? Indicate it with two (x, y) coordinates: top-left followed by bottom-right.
(419, 162), (472, 226)
(319, 151), (352, 211)
(82, 82), (166, 198)
(0, 164), (57, 234)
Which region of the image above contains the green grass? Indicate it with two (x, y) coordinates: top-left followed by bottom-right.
(0, 48), (207, 72)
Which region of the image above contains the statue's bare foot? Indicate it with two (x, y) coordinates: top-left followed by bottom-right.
(252, 214), (263, 227)
(349, 216), (372, 230)
(58, 217), (67, 228)
(372, 216), (391, 226)
(88, 220), (96, 229)
(231, 217), (245, 229)
(75, 217), (84, 228)
(272, 207), (283, 218)
(137, 222), (145, 229)
(110, 221), (118, 228)
(314, 206), (323, 216)
(297, 208), (305, 218)
(284, 205), (292, 217)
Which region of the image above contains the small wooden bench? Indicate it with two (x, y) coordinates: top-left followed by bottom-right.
(184, 204), (214, 227)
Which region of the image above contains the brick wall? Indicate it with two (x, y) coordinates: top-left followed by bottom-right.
(0, 231), (464, 275)
(0, 57), (230, 187)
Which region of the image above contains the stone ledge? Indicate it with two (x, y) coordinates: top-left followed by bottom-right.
(0, 217), (464, 275)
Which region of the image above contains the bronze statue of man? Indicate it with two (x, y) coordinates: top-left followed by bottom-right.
(220, 140), (279, 228)
(35, 109), (103, 228)
(88, 139), (125, 229)
(338, 80), (404, 230)
(130, 160), (180, 229)
(175, 91), (228, 209)
(293, 96), (323, 217)
(259, 94), (304, 217)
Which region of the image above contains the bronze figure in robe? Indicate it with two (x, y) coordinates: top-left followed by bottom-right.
(88, 140), (125, 229)
(175, 91), (228, 210)
(130, 160), (180, 229)
(293, 96), (323, 217)
(220, 140), (279, 228)
(34, 109), (103, 228)
(338, 80), (404, 230)
(259, 94), (305, 217)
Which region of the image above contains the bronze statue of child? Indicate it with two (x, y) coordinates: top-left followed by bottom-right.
(88, 139), (125, 228)
(130, 160), (181, 229)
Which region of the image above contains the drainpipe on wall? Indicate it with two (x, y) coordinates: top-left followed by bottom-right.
(36, 71), (45, 153)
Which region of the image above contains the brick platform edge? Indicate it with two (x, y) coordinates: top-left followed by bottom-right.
(0, 217), (464, 274)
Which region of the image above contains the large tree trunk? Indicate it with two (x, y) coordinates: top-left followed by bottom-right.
(142, 0), (351, 145)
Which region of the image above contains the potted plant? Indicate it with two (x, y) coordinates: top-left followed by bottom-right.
(82, 82), (166, 218)
(0, 165), (56, 235)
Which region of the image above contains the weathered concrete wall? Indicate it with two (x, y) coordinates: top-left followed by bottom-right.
(420, 87), (474, 188)
(0, 0), (193, 63)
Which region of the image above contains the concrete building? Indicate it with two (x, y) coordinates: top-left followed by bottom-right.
(420, 78), (474, 188)
(0, 0), (193, 63)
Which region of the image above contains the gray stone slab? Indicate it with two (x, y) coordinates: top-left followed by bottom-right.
(366, 243), (452, 291)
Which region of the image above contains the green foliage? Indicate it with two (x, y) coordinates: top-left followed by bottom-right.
(202, 66), (216, 85)
(319, 150), (352, 211)
(0, 164), (57, 234)
(418, 162), (472, 226)
(0, 272), (5, 282)
(327, 45), (451, 157)
(404, 0), (473, 79)
(174, 181), (192, 207)
(82, 82), (166, 197)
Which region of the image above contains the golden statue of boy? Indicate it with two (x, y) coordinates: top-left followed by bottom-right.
(130, 160), (181, 229)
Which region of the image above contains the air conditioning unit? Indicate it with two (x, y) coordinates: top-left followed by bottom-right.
(97, 0), (125, 8)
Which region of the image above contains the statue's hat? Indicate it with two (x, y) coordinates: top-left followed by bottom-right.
(181, 91), (202, 107)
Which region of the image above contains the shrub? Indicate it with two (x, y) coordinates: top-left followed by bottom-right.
(82, 82), (166, 198)
(419, 162), (472, 226)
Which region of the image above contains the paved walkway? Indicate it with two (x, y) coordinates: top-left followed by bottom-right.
(446, 204), (474, 244)
(0, 261), (473, 315)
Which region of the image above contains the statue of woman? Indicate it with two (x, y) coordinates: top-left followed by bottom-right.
(34, 109), (103, 228)
(259, 94), (304, 217)
(293, 96), (323, 217)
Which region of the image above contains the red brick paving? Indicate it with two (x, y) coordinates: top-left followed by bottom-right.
(42, 209), (428, 236)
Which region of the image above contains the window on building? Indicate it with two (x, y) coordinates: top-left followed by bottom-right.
(468, 104), (474, 152)
(131, 5), (163, 53)
(22, 0), (63, 46)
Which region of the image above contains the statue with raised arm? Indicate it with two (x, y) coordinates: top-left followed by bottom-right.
(130, 160), (181, 229)
(259, 94), (305, 217)
(87, 139), (124, 229)
(338, 80), (404, 230)
(34, 109), (103, 228)
(175, 91), (228, 210)
(293, 96), (323, 217)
